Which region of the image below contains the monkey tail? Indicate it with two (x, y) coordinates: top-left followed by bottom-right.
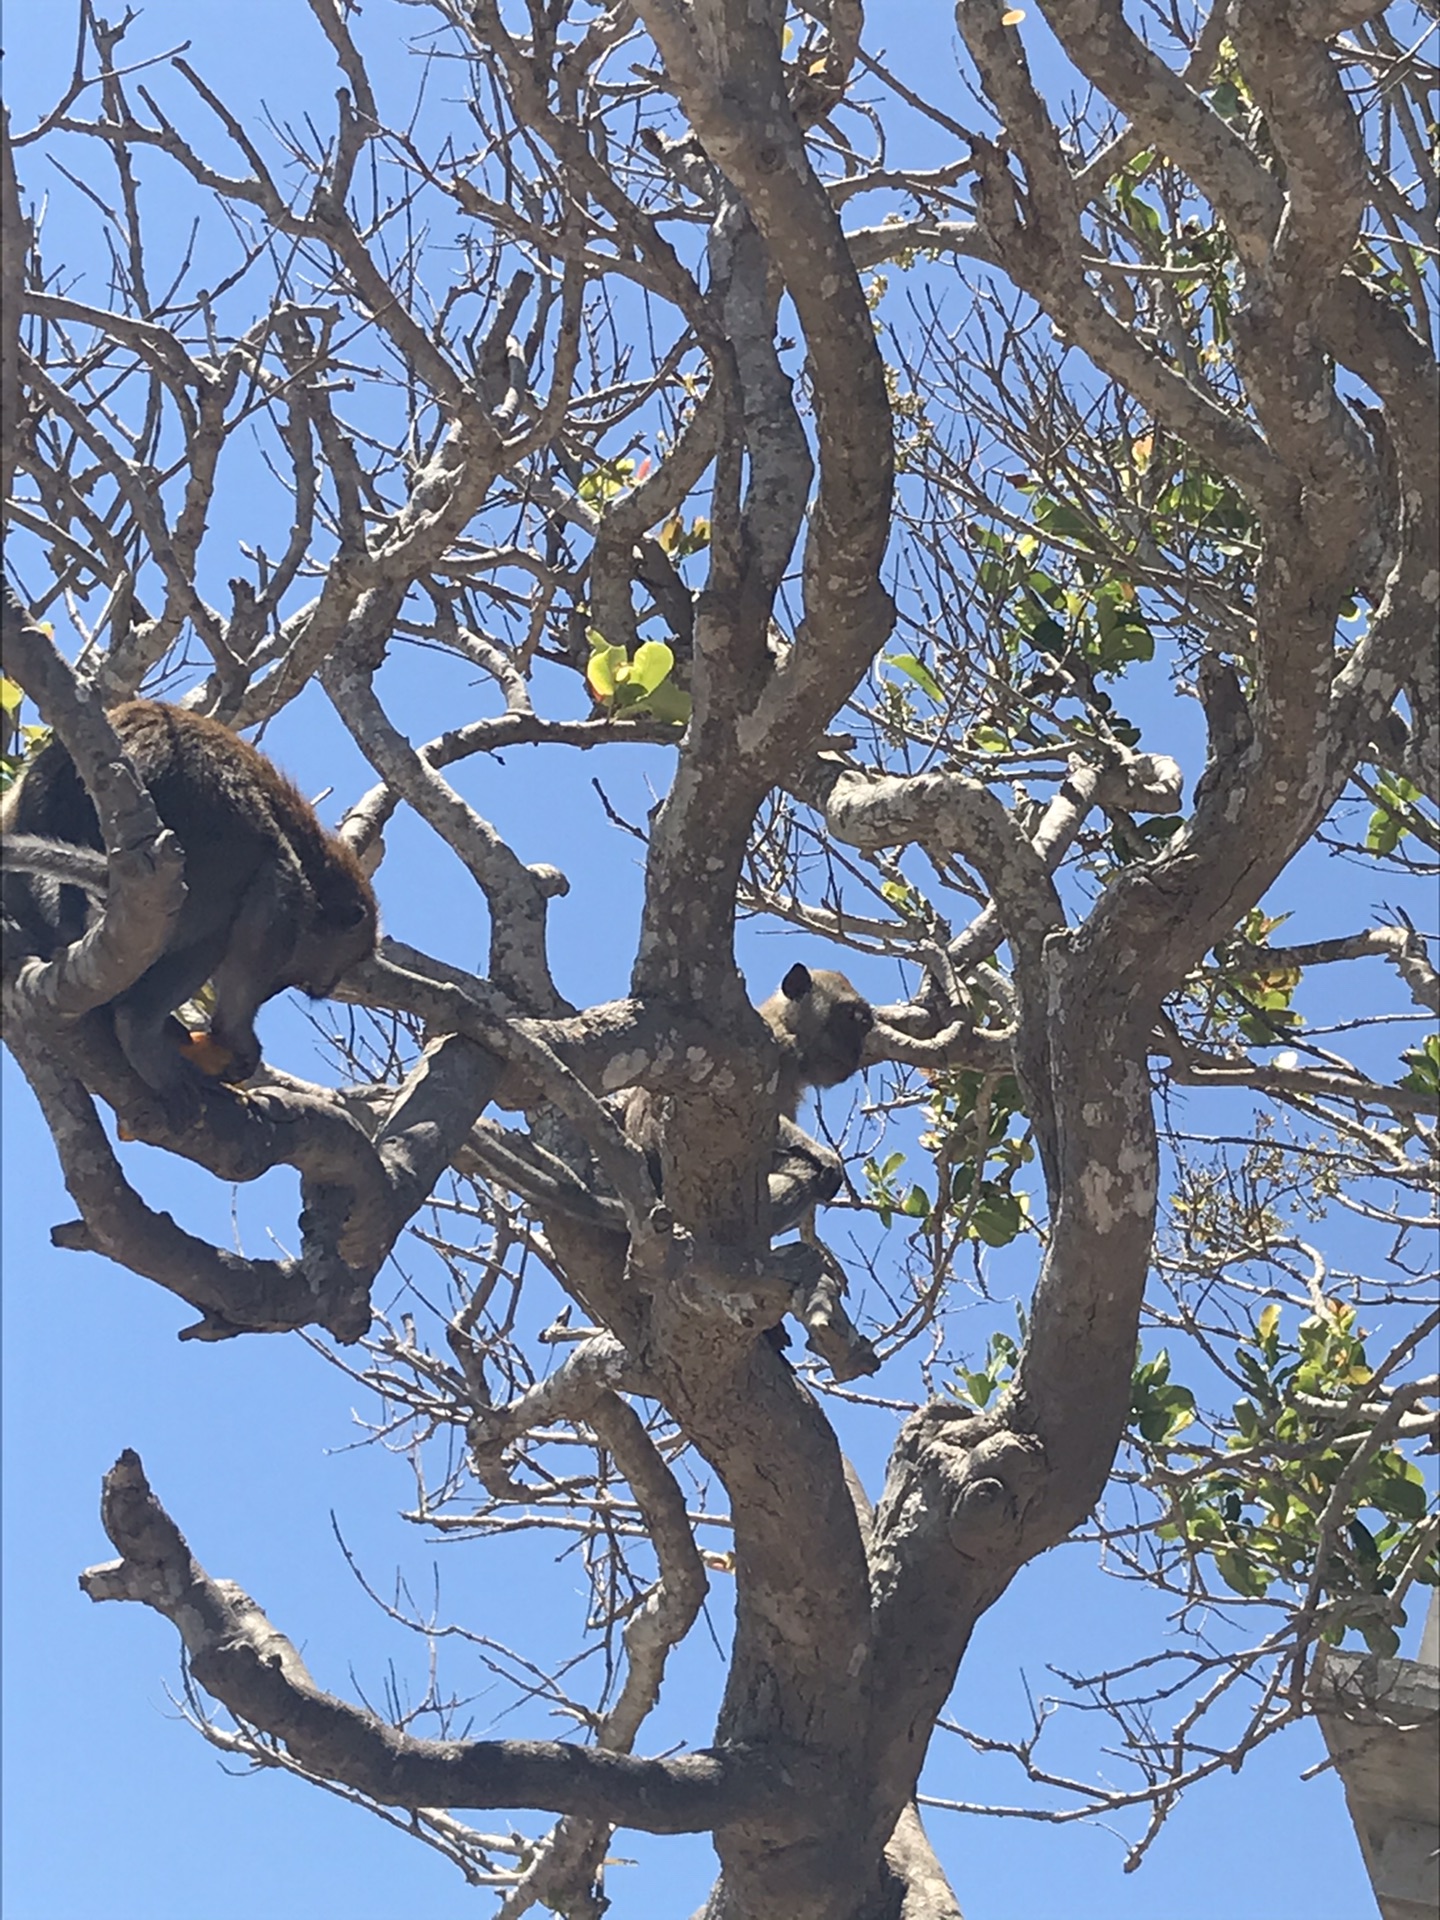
(1, 833), (110, 895)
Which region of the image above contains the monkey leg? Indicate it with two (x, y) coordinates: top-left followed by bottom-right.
(110, 927), (233, 1125)
(202, 858), (306, 1081)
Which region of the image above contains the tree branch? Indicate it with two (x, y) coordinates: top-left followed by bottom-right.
(81, 1450), (781, 1834)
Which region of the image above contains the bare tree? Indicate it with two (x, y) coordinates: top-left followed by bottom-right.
(3, 4), (1435, 1917)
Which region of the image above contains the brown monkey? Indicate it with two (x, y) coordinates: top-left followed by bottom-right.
(2, 700), (377, 1121)
(758, 962), (874, 1115)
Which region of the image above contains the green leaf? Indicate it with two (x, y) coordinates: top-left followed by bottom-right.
(962, 1371), (996, 1408)
(1213, 1548), (1270, 1598)
(586, 642), (627, 702)
(1366, 808), (1402, 854)
(578, 457), (636, 505)
(885, 652), (944, 703)
(1228, 1351), (1274, 1397)
(1256, 1302), (1282, 1361)
(633, 678), (692, 725)
(1030, 496), (1097, 547)
(1025, 613), (1065, 655)
(1150, 1385), (1196, 1442)
(656, 512), (710, 560)
(1092, 591), (1154, 668)
(1136, 815), (1185, 848)
(970, 1190), (1023, 1247)
(1399, 1034), (1439, 1096)
(1348, 1517), (1381, 1571)
(1358, 1620), (1401, 1659)
(1366, 774), (1421, 853)
(1132, 1346), (1196, 1444)
(1373, 1456), (1429, 1521)
(881, 878), (918, 912)
(628, 640), (676, 695)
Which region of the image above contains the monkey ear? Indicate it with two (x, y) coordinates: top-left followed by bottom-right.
(780, 963), (813, 1001)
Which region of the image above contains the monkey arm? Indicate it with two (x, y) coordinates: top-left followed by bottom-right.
(202, 859), (307, 1081)
(464, 1109), (841, 1243)
(769, 1240), (880, 1382)
(768, 1115), (844, 1235)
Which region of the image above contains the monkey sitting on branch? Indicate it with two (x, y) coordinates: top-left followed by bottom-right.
(2, 699), (377, 1126)
(623, 960), (874, 1207)
(620, 960), (877, 1372)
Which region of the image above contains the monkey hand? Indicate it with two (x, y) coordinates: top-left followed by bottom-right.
(176, 1026), (244, 1081)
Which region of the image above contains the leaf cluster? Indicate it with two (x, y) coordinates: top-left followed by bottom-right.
(1145, 1303), (1436, 1655)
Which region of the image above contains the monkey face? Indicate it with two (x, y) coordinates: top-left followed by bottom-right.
(819, 992), (874, 1083)
(287, 892), (378, 997)
(763, 962), (875, 1101)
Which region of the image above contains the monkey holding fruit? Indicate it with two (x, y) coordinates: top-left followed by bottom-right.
(2, 699), (377, 1122)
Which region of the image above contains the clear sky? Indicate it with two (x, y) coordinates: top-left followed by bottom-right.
(1, 5), (1418, 1918)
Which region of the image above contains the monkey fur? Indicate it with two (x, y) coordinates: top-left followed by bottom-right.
(758, 962), (874, 1114)
(2, 833), (112, 890)
(616, 962), (872, 1357)
(2, 699), (378, 1120)
(621, 961), (873, 1219)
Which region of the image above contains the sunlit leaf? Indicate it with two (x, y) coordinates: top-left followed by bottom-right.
(629, 640), (676, 695)
(884, 652), (944, 703)
(586, 642), (627, 702)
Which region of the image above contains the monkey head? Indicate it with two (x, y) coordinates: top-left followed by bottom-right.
(759, 961), (874, 1113)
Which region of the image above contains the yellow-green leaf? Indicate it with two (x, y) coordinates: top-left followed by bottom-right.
(885, 652), (944, 703)
(586, 642), (627, 702)
(629, 640), (676, 695)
